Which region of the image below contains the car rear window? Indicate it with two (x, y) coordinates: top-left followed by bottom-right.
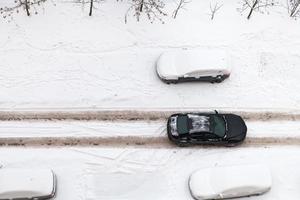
(177, 115), (189, 135)
(212, 115), (226, 137)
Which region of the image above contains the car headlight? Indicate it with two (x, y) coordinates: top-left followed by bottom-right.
(170, 116), (178, 136)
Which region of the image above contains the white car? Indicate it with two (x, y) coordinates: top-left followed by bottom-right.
(189, 164), (272, 200)
(0, 168), (56, 200)
(156, 50), (231, 84)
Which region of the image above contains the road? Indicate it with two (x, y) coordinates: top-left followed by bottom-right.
(0, 119), (300, 147)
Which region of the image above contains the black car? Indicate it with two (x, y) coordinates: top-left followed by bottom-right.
(167, 111), (247, 146)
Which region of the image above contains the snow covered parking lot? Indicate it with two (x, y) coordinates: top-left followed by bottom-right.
(1, 0), (300, 199)
(1, 147), (300, 200)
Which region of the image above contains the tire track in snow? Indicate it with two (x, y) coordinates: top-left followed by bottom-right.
(0, 136), (299, 147)
(1, 109), (300, 121)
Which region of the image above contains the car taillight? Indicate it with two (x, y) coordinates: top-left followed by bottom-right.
(170, 116), (178, 136)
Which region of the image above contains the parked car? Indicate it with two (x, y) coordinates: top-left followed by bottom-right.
(189, 164), (272, 200)
(167, 111), (247, 146)
(0, 168), (56, 200)
(156, 50), (231, 84)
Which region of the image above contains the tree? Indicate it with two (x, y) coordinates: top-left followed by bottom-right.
(125, 0), (167, 23)
(89, 0), (94, 16)
(238, 0), (277, 19)
(0, 0), (48, 19)
(173, 0), (190, 19)
(287, 0), (300, 17)
(209, 1), (223, 20)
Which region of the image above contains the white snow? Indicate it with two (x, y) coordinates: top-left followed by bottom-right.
(0, 120), (299, 138)
(0, 0), (299, 199)
(0, 147), (299, 200)
(0, 0), (300, 110)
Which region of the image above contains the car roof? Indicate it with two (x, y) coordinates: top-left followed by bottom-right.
(211, 164), (271, 194)
(187, 114), (211, 134)
(0, 169), (55, 199)
(160, 50), (230, 76)
(189, 164), (272, 199)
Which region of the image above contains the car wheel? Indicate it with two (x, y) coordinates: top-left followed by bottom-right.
(226, 142), (238, 147)
(177, 142), (189, 147)
(166, 80), (177, 84)
(215, 75), (223, 83)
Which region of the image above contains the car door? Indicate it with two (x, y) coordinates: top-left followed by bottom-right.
(185, 70), (214, 81)
(203, 133), (223, 143)
(179, 74), (197, 82)
(189, 132), (206, 143)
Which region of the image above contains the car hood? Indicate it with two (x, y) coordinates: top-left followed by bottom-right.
(224, 114), (247, 140)
(189, 168), (218, 199)
(156, 52), (178, 79)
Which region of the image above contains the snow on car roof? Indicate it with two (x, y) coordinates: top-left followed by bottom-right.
(0, 169), (55, 199)
(175, 50), (229, 76)
(211, 164), (271, 194)
(189, 164), (272, 200)
(188, 114), (210, 133)
(156, 50), (230, 78)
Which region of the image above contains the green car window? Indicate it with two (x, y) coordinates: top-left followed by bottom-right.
(177, 115), (189, 135)
(212, 115), (226, 137)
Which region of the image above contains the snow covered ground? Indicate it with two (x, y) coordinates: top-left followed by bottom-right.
(1, 147), (300, 200)
(0, 0), (300, 110)
(0, 119), (299, 199)
(1, 0), (300, 199)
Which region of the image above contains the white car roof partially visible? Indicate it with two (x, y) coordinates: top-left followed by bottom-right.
(158, 49), (230, 77)
(211, 164), (272, 195)
(189, 164), (272, 200)
(156, 52), (178, 78)
(0, 169), (55, 199)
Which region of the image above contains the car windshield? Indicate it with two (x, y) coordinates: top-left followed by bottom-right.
(212, 115), (226, 137)
(176, 115), (189, 135)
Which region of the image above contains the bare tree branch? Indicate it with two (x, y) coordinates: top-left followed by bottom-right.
(238, 0), (277, 19)
(89, 0), (94, 16)
(247, 0), (258, 19)
(25, 0), (30, 16)
(125, 0), (167, 23)
(0, 0), (48, 19)
(209, 2), (223, 20)
(173, 0), (190, 19)
(74, 0), (104, 16)
(288, 0), (300, 17)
